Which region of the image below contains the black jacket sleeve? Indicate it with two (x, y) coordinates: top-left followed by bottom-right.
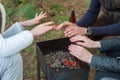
(100, 36), (120, 51)
(90, 55), (120, 73)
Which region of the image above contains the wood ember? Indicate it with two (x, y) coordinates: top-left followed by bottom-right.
(44, 51), (81, 72)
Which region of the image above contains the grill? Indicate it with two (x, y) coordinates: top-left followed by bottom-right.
(36, 38), (89, 80)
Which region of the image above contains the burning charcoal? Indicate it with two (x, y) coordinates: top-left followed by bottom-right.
(44, 50), (81, 72)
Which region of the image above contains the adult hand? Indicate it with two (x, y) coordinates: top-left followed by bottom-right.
(55, 21), (86, 37)
(70, 35), (101, 48)
(31, 21), (55, 38)
(69, 44), (93, 64)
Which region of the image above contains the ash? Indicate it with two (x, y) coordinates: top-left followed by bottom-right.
(44, 51), (81, 72)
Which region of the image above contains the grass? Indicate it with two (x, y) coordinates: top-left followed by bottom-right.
(86, 0), (90, 7)
(2, 0), (90, 79)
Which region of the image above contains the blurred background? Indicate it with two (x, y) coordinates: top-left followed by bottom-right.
(2, 0), (90, 80)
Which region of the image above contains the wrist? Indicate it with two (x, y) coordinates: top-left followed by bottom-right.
(87, 54), (93, 64)
(30, 30), (37, 38)
(35, 18), (41, 23)
(94, 41), (101, 48)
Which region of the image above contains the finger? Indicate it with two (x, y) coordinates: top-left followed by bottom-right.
(39, 11), (43, 16)
(69, 44), (83, 51)
(76, 42), (85, 46)
(42, 21), (55, 26)
(64, 27), (75, 33)
(64, 29), (78, 37)
(40, 12), (47, 17)
(43, 12), (47, 16)
(42, 13), (47, 18)
(39, 26), (53, 35)
(35, 13), (38, 18)
(55, 21), (72, 30)
(69, 47), (80, 58)
(70, 36), (85, 42)
(65, 26), (71, 30)
(69, 51), (77, 57)
(38, 12), (47, 19)
(69, 44), (86, 56)
(70, 36), (81, 42)
(43, 26), (54, 32)
(65, 31), (76, 37)
(69, 44), (77, 51)
(47, 26), (54, 30)
(70, 36), (78, 42)
(52, 25), (56, 29)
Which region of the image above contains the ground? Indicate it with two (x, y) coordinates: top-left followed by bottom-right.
(2, 0), (97, 80)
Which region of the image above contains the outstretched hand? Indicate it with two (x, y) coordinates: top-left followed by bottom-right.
(20, 12), (47, 27)
(55, 21), (86, 37)
(70, 35), (101, 48)
(34, 12), (47, 23)
(31, 21), (56, 38)
(55, 21), (74, 30)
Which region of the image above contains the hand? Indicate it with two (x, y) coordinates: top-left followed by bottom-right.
(69, 44), (93, 64)
(34, 12), (47, 23)
(31, 21), (55, 38)
(64, 25), (86, 37)
(70, 35), (101, 48)
(20, 12), (47, 27)
(55, 21), (74, 30)
(55, 21), (86, 37)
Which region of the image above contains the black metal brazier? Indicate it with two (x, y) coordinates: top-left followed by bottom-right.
(36, 38), (89, 80)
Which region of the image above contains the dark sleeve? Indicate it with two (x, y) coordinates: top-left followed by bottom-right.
(100, 36), (120, 51)
(76, 0), (101, 27)
(90, 55), (120, 73)
(90, 21), (120, 36)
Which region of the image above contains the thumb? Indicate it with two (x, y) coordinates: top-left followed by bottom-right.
(55, 21), (72, 30)
(41, 21), (54, 26)
(76, 42), (85, 47)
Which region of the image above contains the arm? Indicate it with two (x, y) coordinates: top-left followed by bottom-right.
(0, 21), (55, 58)
(20, 12), (47, 27)
(90, 21), (120, 36)
(69, 44), (120, 73)
(0, 31), (33, 57)
(100, 36), (120, 51)
(2, 12), (47, 38)
(70, 35), (120, 51)
(91, 55), (120, 73)
(56, 21), (120, 37)
(2, 22), (24, 38)
(77, 0), (101, 27)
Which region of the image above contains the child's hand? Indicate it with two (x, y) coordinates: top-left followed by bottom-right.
(34, 12), (47, 23)
(20, 12), (47, 27)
